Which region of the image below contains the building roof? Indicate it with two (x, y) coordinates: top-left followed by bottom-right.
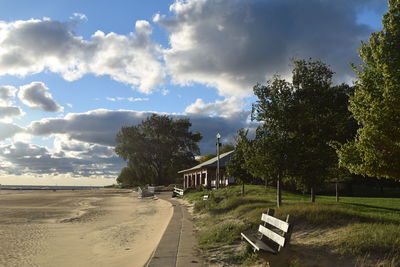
(178, 150), (235, 173)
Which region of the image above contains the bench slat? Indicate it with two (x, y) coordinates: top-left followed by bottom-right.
(241, 232), (276, 254)
(258, 225), (286, 247)
(261, 213), (290, 232)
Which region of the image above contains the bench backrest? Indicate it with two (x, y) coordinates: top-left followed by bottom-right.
(258, 209), (292, 251)
(173, 187), (184, 196)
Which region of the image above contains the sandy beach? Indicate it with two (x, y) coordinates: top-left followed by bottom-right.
(0, 189), (173, 267)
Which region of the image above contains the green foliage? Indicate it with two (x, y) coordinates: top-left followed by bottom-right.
(336, 1), (400, 181)
(197, 153), (215, 163)
(197, 144), (235, 163)
(116, 166), (148, 187)
(220, 143), (235, 154)
(115, 114), (202, 185)
(227, 129), (254, 195)
(251, 77), (295, 205)
(251, 59), (357, 202)
(289, 60), (357, 191)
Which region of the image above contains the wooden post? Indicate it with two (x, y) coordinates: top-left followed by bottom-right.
(335, 182), (339, 202)
(311, 187), (315, 202)
(277, 174), (282, 207)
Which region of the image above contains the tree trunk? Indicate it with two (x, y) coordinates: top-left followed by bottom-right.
(310, 187), (315, 202)
(264, 178), (268, 191)
(277, 175), (282, 207)
(335, 182), (339, 202)
(379, 179), (384, 196)
(241, 182), (245, 196)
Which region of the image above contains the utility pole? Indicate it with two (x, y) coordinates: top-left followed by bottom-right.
(216, 133), (221, 189)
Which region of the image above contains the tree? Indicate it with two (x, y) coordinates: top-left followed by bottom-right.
(115, 114), (202, 185)
(251, 59), (357, 204)
(336, 0), (400, 182)
(116, 167), (148, 187)
(226, 129), (253, 196)
(197, 144), (235, 163)
(251, 78), (294, 207)
(289, 60), (357, 202)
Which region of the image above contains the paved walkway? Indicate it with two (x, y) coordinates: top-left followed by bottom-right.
(146, 192), (203, 267)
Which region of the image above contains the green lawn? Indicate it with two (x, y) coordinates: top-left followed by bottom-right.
(183, 185), (400, 265)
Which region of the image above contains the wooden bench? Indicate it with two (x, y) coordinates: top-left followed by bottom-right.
(241, 209), (292, 254)
(172, 187), (184, 197)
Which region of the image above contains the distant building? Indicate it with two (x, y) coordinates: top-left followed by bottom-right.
(178, 150), (235, 189)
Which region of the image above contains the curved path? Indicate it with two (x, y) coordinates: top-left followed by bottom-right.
(147, 192), (203, 267)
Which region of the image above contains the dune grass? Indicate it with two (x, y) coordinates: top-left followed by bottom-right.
(184, 185), (400, 265)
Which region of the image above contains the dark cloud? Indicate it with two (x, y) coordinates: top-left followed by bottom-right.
(156, 0), (386, 96)
(28, 109), (252, 153)
(0, 141), (124, 177)
(18, 82), (63, 112)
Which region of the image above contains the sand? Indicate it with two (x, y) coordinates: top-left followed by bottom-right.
(0, 189), (173, 267)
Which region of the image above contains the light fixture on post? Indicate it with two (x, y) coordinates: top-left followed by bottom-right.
(216, 133), (221, 189)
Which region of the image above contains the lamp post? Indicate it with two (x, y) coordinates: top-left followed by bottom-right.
(216, 133), (221, 189)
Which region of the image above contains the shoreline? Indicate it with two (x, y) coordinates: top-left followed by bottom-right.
(0, 189), (173, 267)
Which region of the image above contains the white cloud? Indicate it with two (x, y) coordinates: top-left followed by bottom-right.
(185, 97), (245, 118)
(0, 17), (164, 93)
(156, 0), (383, 97)
(0, 106), (23, 119)
(71, 13), (88, 21)
(12, 132), (32, 143)
(0, 85), (17, 106)
(106, 97), (149, 102)
(0, 122), (24, 140)
(18, 82), (63, 112)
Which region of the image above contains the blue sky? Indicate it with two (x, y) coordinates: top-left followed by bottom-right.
(0, 0), (388, 185)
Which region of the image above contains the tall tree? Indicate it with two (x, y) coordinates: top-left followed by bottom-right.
(226, 129), (253, 196)
(115, 114), (202, 185)
(251, 59), (356, 203)
(290, 60), (357, 202)
(336, 0), (400, 182)
(251, 78), (294, 207)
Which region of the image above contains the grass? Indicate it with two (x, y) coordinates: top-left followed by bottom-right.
(184, 185), (400, 265)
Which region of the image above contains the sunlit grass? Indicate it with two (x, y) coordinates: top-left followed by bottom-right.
(184, 185), (400, 264)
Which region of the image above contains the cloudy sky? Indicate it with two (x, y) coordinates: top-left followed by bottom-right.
(0, 0), (387, 185)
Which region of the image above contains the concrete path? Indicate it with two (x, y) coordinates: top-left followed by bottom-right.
(146, 192), (203, 267)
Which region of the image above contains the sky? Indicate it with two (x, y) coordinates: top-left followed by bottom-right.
(0, 0), (388, 186)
